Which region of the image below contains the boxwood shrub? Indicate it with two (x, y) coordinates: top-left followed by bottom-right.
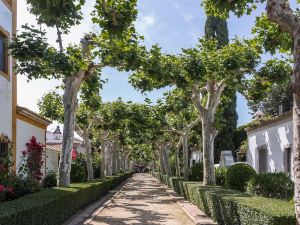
(151, 172), (295, 225)
(226, 163), (256, 192)
(0, 172), (133, 225)
(246, 172), (294, 200)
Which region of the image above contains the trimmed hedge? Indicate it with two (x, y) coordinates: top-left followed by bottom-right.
(0, 172), (133, 225)
(151, 171), (295, 225)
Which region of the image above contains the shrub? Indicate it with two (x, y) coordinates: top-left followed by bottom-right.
(246, 172), (294, 200)
(0, 172), (133, 225)
(215, 167), (227, 186)
(71, 163), (86, 183)
(42, 172), (57, 188)
(19, 137), (44, 181)
(23, 176), (42, 193)
(1, 175), (41, 201)
(226, 163), (256, 192)
(152, 172), (295, 225)
(189, 162), (203, 181)
(1, 174), (26, 198)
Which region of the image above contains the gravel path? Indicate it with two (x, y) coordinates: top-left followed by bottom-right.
(84, 173), (196, 225)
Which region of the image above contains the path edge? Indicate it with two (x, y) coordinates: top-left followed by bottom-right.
(154, 179), (217, 225)
(64, 176), (133, 225)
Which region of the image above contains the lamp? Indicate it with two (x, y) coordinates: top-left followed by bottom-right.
(53, 126), (62, 140)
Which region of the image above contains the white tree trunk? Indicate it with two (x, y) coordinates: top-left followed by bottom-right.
(162, 144), (172, 176)
(202, 117), (216, 185)
(266, 1), (300, 222)
(175, 147), (181, 178)
(105, 141), (113, 176)
(159, 146), (166, 174)
(83, 127), (94, 180)
(58, 75), (83, 187)
(182, 134), (189, 180)
(101, 139), (106, 178)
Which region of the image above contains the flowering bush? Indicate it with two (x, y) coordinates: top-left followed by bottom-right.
(72, 149), (78, 161)
(0, 184), (14, 202)
(19, 137), (44, 181)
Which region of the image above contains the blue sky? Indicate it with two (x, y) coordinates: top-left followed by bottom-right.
(17, 0), (270, 127)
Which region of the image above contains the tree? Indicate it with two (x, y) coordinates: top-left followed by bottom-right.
(129, 39), (259, 185)
(203, 0), (300, 221)
(37, 88), (101, 181)
(163, 88), (200, 180)
(205, 16), (238, 163)
(10, 0), (138, 187)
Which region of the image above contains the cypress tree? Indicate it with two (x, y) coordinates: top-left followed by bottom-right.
(204, 16), (238, 163)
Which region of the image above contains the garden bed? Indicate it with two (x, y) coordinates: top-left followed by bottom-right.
(0, 172), (133, 225)
(151, 171), (295, 225)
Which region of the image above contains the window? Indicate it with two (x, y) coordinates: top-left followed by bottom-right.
(0, 142), (8, 158)
(284, 147), (292, 173)
(0, 27), (9, 78)
(258, 146), (267, 173)
(0, 33), (5, 72)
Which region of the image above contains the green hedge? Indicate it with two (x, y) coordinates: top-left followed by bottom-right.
(150, 171), (295, 225)
(0, 172), (133, 225)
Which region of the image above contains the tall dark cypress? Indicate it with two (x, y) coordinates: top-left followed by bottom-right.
(204, 16), (238, 163)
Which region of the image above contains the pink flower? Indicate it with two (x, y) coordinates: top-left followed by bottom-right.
(72, 149), (78, 161)
(22, 150), (27, 156)
(0, 185), (4, 192)
(6, 186), (14, 194)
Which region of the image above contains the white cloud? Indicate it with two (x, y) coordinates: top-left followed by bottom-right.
(172, 2), (196, 22)
(136, 14), (156, 40)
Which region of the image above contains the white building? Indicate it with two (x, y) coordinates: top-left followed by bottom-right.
(0, 0), (18, 171)
(46, 126), (85, 173)
(0, 1), (52, 175)
(246, 111), (293, 174)
(189, 149), (202, 168)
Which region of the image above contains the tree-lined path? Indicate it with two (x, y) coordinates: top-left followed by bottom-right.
(81, 174), (200, 225)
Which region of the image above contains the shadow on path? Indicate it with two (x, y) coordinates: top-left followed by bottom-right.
(85, 174), (195, 225)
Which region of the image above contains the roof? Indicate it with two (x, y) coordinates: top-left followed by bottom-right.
(17, 106), (52, 125)
(47, 142), (82, 152)
(245, 111), (292, 132)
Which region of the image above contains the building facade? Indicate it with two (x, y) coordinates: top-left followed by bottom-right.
(0, 0), (17, 170)
(246, 112), (293, 174)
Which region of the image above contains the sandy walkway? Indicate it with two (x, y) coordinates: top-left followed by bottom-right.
(85, 173), (195, 225)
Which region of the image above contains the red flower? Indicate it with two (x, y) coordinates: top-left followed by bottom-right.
(0, 185), (4, 192)
(6, 186), (14, 194)
(72, 149), (78, 161)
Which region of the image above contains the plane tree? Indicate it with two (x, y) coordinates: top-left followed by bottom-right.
(163, 88), (200, 180)
(9, 0), (138, 187)
(37, 76), (102, 181)
(203, 0), (300, 220)
(129, 39), (260, 185)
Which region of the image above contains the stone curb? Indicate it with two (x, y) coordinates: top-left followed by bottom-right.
(156, 180), (218, 225)
(64, 177), (132, 225)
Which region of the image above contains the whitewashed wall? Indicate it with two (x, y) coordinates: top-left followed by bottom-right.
(0, 1), (12, 138)
(16, 119), (46, 173)
(247, 116), (293, 174)
(45, 149), (59, 173)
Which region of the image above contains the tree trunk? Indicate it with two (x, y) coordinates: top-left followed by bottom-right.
(162, 144), (172, 176)
(101, 139), (106, 178)
(175, 147), (181, 178)
(292, 30), (300, 225)
(159, 146), (166, 174)
(182, 134), (189, 180)
(58, 75), (82, 187)
(202, 117), (216, 185)
(105, 141), (113, 176)
(83, 128), (94, 180)
(265, 2), (300, 222)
